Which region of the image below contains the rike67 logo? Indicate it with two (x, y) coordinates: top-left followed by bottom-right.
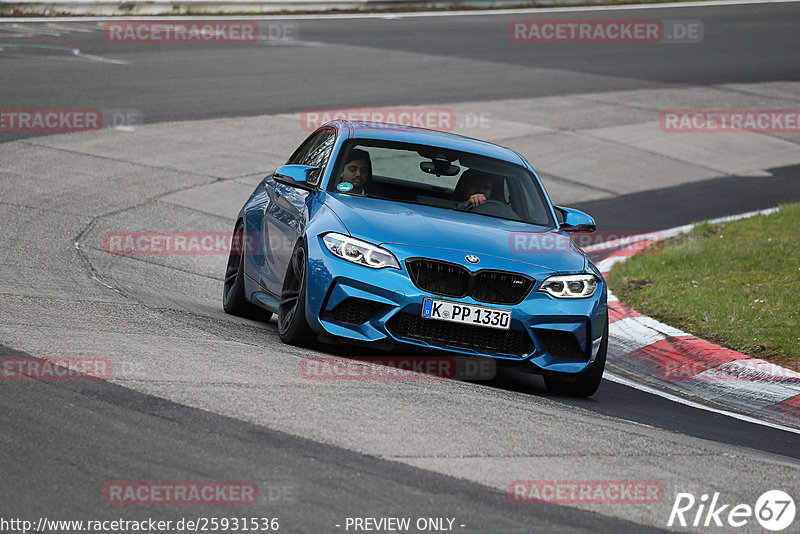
(668, 490), (795, 531)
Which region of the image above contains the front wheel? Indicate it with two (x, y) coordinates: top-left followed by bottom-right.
(278, 242), (314, 345)
(544, 319), (608, 397)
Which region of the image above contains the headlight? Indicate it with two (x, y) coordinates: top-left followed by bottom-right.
(538, 274), (598, 298)
(322, 233), (400, 269)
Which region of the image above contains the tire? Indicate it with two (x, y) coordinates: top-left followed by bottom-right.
(223, 220), (273, 321)
(278, 242), (314, 345)
(544, 318), (608, 397)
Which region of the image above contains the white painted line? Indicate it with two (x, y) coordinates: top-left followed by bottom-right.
(586, 207), (780, 254)
(0, 23), (63, 36)
(3, 0), (800, 22)
(706, 206), (780, 225)
(604, 371), (800, 435)
(0, 43), (129, 64)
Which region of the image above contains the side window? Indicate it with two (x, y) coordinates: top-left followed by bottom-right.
(288, 130), (336, 186)
(288, 133), (317, 165)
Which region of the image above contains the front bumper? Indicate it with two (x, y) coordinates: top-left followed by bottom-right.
(305, 237), (608, 376)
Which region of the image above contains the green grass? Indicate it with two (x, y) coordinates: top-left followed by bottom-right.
(606, 202), (800, 367)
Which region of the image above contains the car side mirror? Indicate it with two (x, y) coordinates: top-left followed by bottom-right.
(273, 164), (318, 192)
(555, 206), (596, 233)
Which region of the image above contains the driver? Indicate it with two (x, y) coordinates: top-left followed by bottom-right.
(339, 148), (372, 196)
(453, 169), (493, 208)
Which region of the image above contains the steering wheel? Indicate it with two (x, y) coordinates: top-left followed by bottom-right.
(465, 199), (505, 210)
(465, 199), (519, 219)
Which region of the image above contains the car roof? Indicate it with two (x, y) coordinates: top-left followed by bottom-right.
(327, 120), (527, 166)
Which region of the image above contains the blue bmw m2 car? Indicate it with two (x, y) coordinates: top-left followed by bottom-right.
(223, 121), (608, 396)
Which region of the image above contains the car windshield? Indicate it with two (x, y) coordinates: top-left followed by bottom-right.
(328, 140), (554, 227)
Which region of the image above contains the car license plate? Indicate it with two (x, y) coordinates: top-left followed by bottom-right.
(421, 298), (511, 331)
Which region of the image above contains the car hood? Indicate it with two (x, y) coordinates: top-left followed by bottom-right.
(323, 194), (586, 273)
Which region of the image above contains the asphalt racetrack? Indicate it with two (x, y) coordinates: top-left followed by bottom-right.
(1, 2), (800, 533)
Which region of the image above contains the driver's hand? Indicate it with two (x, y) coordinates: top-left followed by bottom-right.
(464, 193), (487, 208)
